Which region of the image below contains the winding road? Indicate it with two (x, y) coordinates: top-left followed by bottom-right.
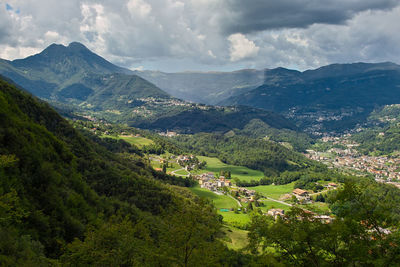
(171, 168), (190, 177)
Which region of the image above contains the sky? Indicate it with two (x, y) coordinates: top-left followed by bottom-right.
(1, 0), (400, 72)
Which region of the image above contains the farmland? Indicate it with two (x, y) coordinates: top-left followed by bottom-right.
(248, 182), (296, 199)
(195, 156), (264, 182)
(102, 134), (154, 148)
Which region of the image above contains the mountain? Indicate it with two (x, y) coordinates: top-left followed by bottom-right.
(134, 69), (265, 104)
(221, 62), (400, 134)
(0, 76), (233, 265)
(0, 42), (168, 101)
(351, 104), (400, 155)
(0, 43), (302, 140)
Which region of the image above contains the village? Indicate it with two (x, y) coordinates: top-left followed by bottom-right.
(305, 135), (400, 188)
(190, 162), (337, 222)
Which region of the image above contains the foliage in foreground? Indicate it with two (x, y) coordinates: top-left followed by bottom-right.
(248, 180), (400, 266)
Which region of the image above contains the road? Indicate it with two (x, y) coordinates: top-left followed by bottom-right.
(227, 194), (243, 207)
(171, 168), (190, 177)
(263, 197), (292, 207)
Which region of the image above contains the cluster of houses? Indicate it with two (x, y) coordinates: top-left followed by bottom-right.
(196, 173), (232, 191)
(158, 130), (178, 137)
(235, 188), (256, 203)
(306, 145), (400, 182)
(176, 154), (195, 163)
(266, 208), (333, 223)
(176, 154), (200, 171)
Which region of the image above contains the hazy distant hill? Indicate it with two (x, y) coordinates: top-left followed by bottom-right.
(134, 69), (265, 104)
(221, 62), (400, 133)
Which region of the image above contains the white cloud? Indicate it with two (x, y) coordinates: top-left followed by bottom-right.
(228, 33), (259, 61)
(127, 0), (152, 18)
(79, 3), (109, 54)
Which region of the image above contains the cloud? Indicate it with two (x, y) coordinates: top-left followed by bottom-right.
(221, 0), (400, 34)
(228, 33), (259, 61)
(127, 0), (152, 18)
(0, 0), (399, 71)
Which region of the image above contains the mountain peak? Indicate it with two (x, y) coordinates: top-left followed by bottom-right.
(67, 42), (89, 51)
(41, 43), (66, 55)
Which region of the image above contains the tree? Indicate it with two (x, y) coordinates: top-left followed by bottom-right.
(248, 202), (254, 211)
(248, 180), (400, 266)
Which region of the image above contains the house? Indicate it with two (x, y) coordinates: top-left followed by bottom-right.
(293, 188), (308, 197)
(327, 182), (338, 188)
(314, 215), (333, 224)
(293, 188), (310, 201)
(267, 208), (285, 219)
(217, 181), (225, 187)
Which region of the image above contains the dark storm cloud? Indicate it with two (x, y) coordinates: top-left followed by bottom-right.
(222, 0), (400, 34)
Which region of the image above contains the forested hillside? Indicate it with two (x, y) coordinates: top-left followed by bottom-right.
(171, 133), (319, 176)
(0, 77), (236, 265)
(352, 104), (400, 155)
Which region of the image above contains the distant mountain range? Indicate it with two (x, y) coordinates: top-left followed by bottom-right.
(3, 42), (399, 135)
(0, 42), (297, 136)
(220, 62), (400, 133)
(134, 69), (265, 105)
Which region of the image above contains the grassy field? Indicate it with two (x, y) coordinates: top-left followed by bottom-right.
(190, 186), (238, 209)
(190, 186), (251, 226)
(102, 135), (154, 148)
(302, 202), (331, 215)
(174, 169), (190, 176)
(248, 182), (295, 199)
(222, 225), (249, 250)
(195, 156), (264, 182)
(219, 211), (251, 226)
(258, 200), (290, 212)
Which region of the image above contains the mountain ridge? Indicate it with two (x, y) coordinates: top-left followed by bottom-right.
(0, 43), (301, 139)
(221, 62), (400, 133)
(0, 42), (170, 102)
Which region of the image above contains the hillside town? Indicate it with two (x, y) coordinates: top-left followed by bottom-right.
(305, 135), (400, 188)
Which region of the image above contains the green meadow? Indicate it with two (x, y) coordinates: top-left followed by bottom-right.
(195, 156), (264, 182)
(258, 200), (290, 212)
(190, 186), (238, 209)
(248, 182), (295, 199)
(102, 135), (154, 148)
(222, 226), (249, 250)
(189, 186), (251, 227)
